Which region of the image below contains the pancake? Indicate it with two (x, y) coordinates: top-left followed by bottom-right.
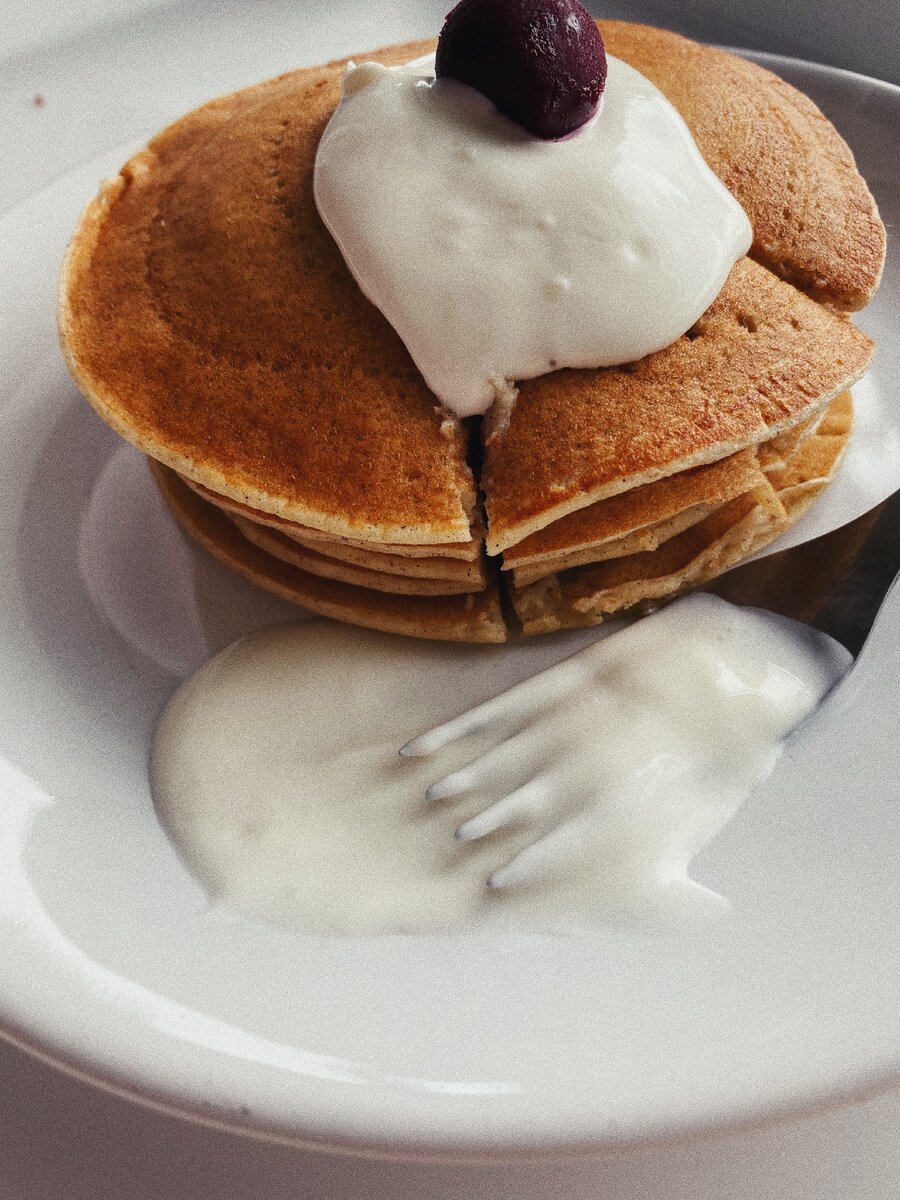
(483, 257), (872, 555)
(59, 41), (478, 547)
(58, 27), (880, 541)
(57, 26), (884, 642)
(151, 463), (507, 643)
(502, 447), (765, 570)
(509, 504), (727, 588)
(763, 389), (853, 514)
(230, 514), (487, 596)
(503, 407), (837, 587)
(178, 472), (482, 561)
(181, 477), (484, 562)
(510, 393), (852, 635)
(154, 392), (852, 642)
(511, 487), (784, 636)
(266, 534), (486, 583)
(755, 412), (820, 471)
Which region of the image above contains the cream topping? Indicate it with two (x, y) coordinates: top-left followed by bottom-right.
(313, 53), (752, 417)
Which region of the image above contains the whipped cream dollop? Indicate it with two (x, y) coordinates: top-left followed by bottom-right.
(313, 53), (752, 418)
(151, 596), (849, 935)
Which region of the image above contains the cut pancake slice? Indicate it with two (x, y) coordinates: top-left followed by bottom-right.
(510, 393), (852, 635)
(503, 406), (836, 588)
(483, 257), (872, 556)
(58, 40), (481, 548)
(503, 447), (765, 573)
(184, 474), (486, 583)
(509, 503), (725, 588)
(181, 477), (484, 562)
(763, 390), (853, 518)
(151, 463), (507, 643)
(511, 487), (786, 636)
(754, 411), (820, 471)
(230, 515), (487, 596)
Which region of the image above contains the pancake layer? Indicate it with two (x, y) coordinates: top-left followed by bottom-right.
(502, 448), (765, 570)
(148, 393), (852, 641)
(231, 515), (487, 596)
(601, 22), (885, 311)
(151, 463), (507, 643)
(59, 41), (478, 547)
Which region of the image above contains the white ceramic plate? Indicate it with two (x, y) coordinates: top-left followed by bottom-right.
(0, 31), (899, 1160)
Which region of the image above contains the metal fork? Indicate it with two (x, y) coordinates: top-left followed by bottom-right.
(400, 492), (900, 889)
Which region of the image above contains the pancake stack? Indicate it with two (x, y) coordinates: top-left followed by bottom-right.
(58, 22), (884, 642)
(505, 390), (854, 634)
(483, 251), (869, 633)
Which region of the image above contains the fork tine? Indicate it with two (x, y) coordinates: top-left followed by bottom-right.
(486, 821), (580, 891)
(425, 731), (532, 803)
(455, 777), (549, 842)
(400, 646), (599, 758)
(400, 706), (499, 759)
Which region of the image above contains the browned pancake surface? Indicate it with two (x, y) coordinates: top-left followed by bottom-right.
(511, 392), (852, 634)
(182, 476), (483, 561)
(503, 447), (764, 567)
(60, 42), (475, 545)
(483, 258), (871, 554)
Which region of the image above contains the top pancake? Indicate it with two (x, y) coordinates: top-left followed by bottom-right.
(58, 24), (883, 552)
(58, 41), (477, 546)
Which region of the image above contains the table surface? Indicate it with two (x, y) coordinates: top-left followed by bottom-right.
(1, 3), (898, 1196)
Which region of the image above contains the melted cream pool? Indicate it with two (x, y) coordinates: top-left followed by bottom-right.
(151, 596), (850, 935)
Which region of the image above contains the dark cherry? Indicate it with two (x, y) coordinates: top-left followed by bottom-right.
(435, 0), (607, 140)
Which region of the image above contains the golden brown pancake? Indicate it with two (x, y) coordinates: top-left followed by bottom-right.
(57, 26), (884, 641)
(58, 28), (879, 538)
(150, 463), (507, 643)
(502, 403), (842, 588)
(763, 389), (853, 513)
(511, 487), (785, 636)
(754, 413), (819, 470)
(180, 477), (484, 562)
(502, 447), (765, 569)
(509, 505), (725, 587)
(269, 534), (486, 583)
(601, 22), (885, 311)
(483, 258), (872, 555)
(153, 392), (851, 641)
(230, 514), (486, 596)
(59, 41), (478, 547)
